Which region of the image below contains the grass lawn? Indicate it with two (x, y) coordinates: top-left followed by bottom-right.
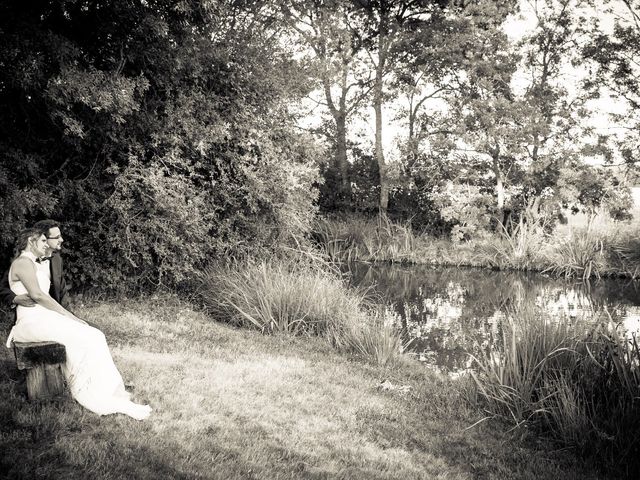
(0, 297), (605, 480)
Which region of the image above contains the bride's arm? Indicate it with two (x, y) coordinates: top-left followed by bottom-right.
(12, 258), (84, 322)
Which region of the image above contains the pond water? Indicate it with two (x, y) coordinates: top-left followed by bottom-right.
(345, 262), (640, 372)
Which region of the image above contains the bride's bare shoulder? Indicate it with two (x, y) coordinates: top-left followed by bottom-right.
(9, 257), (34, 281)
(11, 257), (34, 271)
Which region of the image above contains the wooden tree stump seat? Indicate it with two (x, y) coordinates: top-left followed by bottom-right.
(13, 341), (67, 401)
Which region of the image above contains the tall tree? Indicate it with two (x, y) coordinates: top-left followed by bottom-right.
(519, 0), (593, 168)
(437, 0), (594, 225)
(431, 0), (520, 222)
(274, 0), (371, 207)
(391, 9), (464, 170)
(351, 0), (449, 214)
(583, 0), (640, 170)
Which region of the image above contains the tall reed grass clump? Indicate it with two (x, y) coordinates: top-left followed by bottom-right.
(342, 308), (413, 367)
(470, 306), (640, 478)
(198, 257), (406, 366)
(604, 225), (640, 279)
(470, 309), (578, 424)
(544, 224), (606, 280)
(313, 215), (416, 263)
(477, 216), (548, 270)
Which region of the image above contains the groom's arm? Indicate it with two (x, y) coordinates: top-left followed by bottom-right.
(59, 276), (70, 309)
(0, 269), (16, 309)
(0, 268), (36, 310)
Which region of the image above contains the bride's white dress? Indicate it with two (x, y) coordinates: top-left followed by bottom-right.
(6, 251), (151, 420)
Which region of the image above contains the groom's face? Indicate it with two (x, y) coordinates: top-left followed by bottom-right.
(45, 227), (64, 254)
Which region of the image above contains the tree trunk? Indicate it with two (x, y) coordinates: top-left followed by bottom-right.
(406, 99), (419, 172)
(374, 36), (388, 215)
(322, 54), (352, 209)
(335, 113), (351, 205)
(492, 154), (505, 225)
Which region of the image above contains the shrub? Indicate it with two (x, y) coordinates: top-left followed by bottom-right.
(431, 182), (493, 242)
(479, 211), (548, 270)
(544, 224), (606, 280)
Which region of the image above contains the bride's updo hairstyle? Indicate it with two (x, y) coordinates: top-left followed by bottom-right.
(13, 227), (44, 259)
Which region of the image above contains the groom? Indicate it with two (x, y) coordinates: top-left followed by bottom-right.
(0, 219), (70, 314)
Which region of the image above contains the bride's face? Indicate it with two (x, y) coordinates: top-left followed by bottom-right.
(30, 234), (48, 258)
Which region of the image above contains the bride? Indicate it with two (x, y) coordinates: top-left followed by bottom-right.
(5, 228), (152, 420)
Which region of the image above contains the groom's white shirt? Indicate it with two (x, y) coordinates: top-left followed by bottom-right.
(38, 259), (51, 280)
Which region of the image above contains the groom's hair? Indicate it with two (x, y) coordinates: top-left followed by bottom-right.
(33, 219), (60, 236)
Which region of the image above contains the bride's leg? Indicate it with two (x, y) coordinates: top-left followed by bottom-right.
(69, 323), (152, 419)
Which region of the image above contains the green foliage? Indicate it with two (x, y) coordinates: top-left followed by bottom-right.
(319, 146), (379, 215)
(556, 165), (633, 219)
(0, 1), (320, 291)
(431, 182), (494, 242)
(583, 1), (640, 167)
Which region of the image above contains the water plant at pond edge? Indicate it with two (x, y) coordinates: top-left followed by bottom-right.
(315, 215), (640, 280)
(469, 311), (578, 424)
(544, 224), (606, 281)
(606, 227), (640, 279)
(479, 216), (548, 270)
(198, 259), (407, 366)
(469, 307), (640, 478)
(344, 308), (414, 367)
(314, 215), (416, 263)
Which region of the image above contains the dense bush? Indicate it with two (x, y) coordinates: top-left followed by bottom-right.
(0, 1), (320, 292)
(431, 182), (494, 241)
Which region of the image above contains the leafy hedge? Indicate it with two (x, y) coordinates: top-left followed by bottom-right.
(0, 1), (320, 293)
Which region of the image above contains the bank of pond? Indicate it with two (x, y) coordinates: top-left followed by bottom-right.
(198, 257), (640, 479)
(314, 216), (640, 281)
(0, 296), (607, 480)
(3, 247), (638, 478)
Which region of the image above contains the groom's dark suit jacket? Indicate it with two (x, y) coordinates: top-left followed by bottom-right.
(0, 253), (70, 319)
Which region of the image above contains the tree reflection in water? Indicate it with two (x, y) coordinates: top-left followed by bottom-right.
(345, 262), (640, 372)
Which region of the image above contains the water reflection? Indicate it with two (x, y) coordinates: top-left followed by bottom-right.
(346, 263), (640, 372)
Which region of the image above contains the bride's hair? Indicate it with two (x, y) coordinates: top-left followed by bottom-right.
(13, 227), (44, 259)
